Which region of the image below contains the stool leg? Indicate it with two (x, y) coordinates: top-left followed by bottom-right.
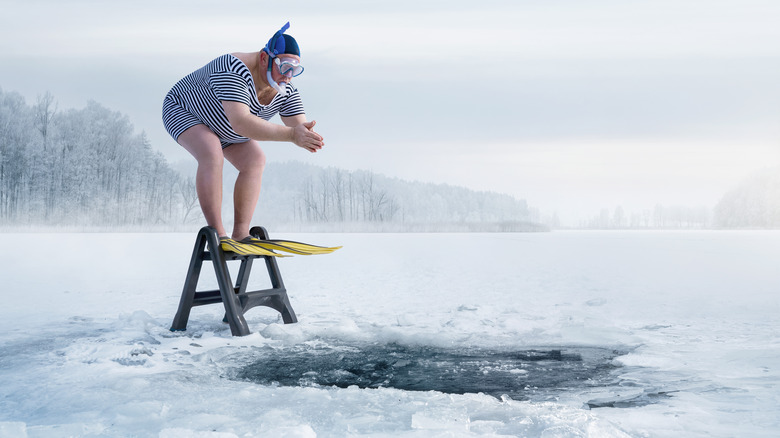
(222, 257), (254, 323)
(256, 226), (297, 324)
(205, 230), (251, 336)
(171, 228), (208, 331)
(276, 293), (298, 324)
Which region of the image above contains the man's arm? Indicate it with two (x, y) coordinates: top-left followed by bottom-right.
(281, 114), (307, 127)
(222, 101), (323, 152)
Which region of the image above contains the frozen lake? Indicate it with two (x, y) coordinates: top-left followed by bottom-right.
(0, 230), (778, 437)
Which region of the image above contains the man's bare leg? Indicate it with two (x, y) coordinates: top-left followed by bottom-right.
(177, 125), (227, 237)
(224, 139), (266, 240)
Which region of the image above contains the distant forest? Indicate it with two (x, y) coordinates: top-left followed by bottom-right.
(3, 87), (775, 230)
(713, 167), (780, 229)
(576, 168), (780, 230)
(251, 162), (542, 232)
(0, 88), (189, 227)
(0, 88), (542, 231)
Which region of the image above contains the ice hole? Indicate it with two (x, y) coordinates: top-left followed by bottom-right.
(230, 343), (626, 402)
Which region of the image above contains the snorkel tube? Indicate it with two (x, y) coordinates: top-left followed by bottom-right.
(264, 22), (299, 95)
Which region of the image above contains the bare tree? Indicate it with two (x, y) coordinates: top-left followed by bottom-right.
(34, 91), (57, 151)
(178, 176), (200, 224)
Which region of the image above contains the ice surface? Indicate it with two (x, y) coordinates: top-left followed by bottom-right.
(0, 231), (778, 437)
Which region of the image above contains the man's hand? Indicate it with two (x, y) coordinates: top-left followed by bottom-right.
(292, 120), (324, 153)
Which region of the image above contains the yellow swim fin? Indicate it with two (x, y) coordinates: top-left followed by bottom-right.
(243, 237), (342, 255)
(221, 237), (288, 257)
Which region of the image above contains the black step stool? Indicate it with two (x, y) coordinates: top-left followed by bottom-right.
(170, 226), (297, 336)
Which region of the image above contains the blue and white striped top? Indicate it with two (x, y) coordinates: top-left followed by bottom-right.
(166, 54), (305, 145)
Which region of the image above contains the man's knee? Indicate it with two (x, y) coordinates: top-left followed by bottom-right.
(251, 148), (267, 171)
(227, 141), (266, 173)
(244, 142), (266, 171)
(199, 148), (225, 169)
(179, 125), (224, 167)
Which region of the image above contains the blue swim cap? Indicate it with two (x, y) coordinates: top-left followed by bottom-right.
(265, 22), (300, 57)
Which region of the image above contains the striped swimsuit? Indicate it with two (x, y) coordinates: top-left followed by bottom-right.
(162, 54), (305, 148)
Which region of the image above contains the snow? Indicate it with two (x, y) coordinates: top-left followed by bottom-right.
(0, 231), (778, 437)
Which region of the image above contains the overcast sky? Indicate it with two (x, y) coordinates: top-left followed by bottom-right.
(2, 0), (779, 224)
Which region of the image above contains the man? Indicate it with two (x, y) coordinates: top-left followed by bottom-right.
(162, 22), (323, 254)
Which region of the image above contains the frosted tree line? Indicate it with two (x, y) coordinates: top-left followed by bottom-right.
(580, 204), (711, 229)
(577, 166), (780, 230)
(1, 86), (540, 231)
(713, 167), (780, 228)
(0, 88), (195, 227)
(256, 163), (540, 231)
(7, 86), (772, 231)
(296, 168), (400, 223)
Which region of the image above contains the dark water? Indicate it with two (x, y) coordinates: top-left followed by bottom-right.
(229, 343), (654, 405)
